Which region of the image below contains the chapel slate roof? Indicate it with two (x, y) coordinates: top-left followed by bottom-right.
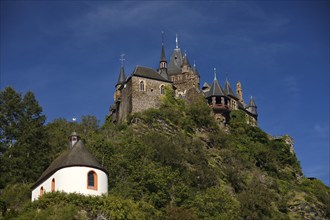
(132, 66), (172, 83)
(31, 139), (107, 189)
(206, 78), (225, 98)
(224, 79), (237, 98)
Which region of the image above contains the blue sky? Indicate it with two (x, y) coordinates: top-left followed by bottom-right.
(1, 1), (329, 185)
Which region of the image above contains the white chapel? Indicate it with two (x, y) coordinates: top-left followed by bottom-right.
(31, 132), (108, 201)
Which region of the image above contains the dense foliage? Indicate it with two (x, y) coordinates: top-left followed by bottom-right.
(0, 87), (329, 219)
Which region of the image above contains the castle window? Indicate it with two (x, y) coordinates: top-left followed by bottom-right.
(51, 178), (55, 192)
(40, 186), (44, 197)
(87, 170), (98, 190)
(160, 85), (165, 94)
(140, 81), (145, 91)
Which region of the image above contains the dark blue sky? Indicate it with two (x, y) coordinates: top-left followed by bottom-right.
(1, 1), (329, 185)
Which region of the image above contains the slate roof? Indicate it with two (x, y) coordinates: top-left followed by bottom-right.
(132, 66), (171, 83)
(31, 139), (107, 189)
(168, 48), (183, 75)
(248, 96), (257, 107)
(202, 82), (210, 89)
(224, 79), (237, 98)
(182, 55), (190, 67)
(116, 66), (126, 86)
(247, 96), (258, 115)
(205, 78), (225, 98)
(160, 43), (167, 62)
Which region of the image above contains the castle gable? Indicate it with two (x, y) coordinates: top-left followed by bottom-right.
(132, 66), (171, 83)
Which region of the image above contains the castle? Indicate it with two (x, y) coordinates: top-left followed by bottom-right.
(110, 34), (258, 126)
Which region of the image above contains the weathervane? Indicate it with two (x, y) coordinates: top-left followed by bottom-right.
(120, 54), (125, 67)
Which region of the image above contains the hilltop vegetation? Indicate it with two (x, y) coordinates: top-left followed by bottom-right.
(0, 87), (329, 219)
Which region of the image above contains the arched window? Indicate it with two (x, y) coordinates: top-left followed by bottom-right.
(51, 178), (55, 192)
(160, 85), (165, 94)
(87, 170), (98, 190)
(139, 81), (145, 91)
(40, 186), (44, 197)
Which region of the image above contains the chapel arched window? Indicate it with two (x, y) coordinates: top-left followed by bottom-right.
(87, 170), (98, 190)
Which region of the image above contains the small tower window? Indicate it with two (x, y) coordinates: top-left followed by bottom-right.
(51, 178), (55, 192)
(40, 186), (44, 197)
(87, 170), (98, 190)
(160, 85), (165, 94)
(140, 81), (145, 91)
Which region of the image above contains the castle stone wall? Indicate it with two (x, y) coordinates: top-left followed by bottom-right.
(118, 79), (132, 122)
(131, 76), (172, 114)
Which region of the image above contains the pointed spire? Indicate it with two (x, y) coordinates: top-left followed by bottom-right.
(192, 60), (200, 76)
(248, 96), (257, 107)
(116, 54), (126, 86)
(160, 31), (167, 62)
(214, 67), (217, 80)
(206, 67), (225, 98)
(247, 96), (257, 115)
(175, 33), (179, 49)
(224, 78), (236, 97)
(182, 52), (190, 67)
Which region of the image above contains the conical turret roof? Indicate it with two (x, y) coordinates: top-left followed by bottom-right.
(248, 96), (257, 107)
(206, 78), (225, 98)
(168, 35), (183, 75)
(224, 79), (236, 98)
(193, 63), (200, 76)
(160, 35), (167, 62)
(116, 66), (126, 86)
(182, 54), (191, 67)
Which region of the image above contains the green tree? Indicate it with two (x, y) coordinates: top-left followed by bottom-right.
(0, 88), (50, 187)
(0, 87), (23, 153)
(190, 185), (240, 219)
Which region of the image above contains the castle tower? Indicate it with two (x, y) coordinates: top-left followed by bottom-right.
(114, 55), (127, 102)
(168, 34), (183, 75)
(246, 96), (258, 126)
(236, 81), (244, 103)
(158, 32), (168, 80)
(224, 79), (238, 110)
(247, 96), (257, 115)
(205, 68), (230, 124)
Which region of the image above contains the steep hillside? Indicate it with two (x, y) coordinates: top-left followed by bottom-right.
(0, 88), (329, 219)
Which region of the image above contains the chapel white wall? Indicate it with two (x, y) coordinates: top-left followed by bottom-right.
(31, 166), (108, 201)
